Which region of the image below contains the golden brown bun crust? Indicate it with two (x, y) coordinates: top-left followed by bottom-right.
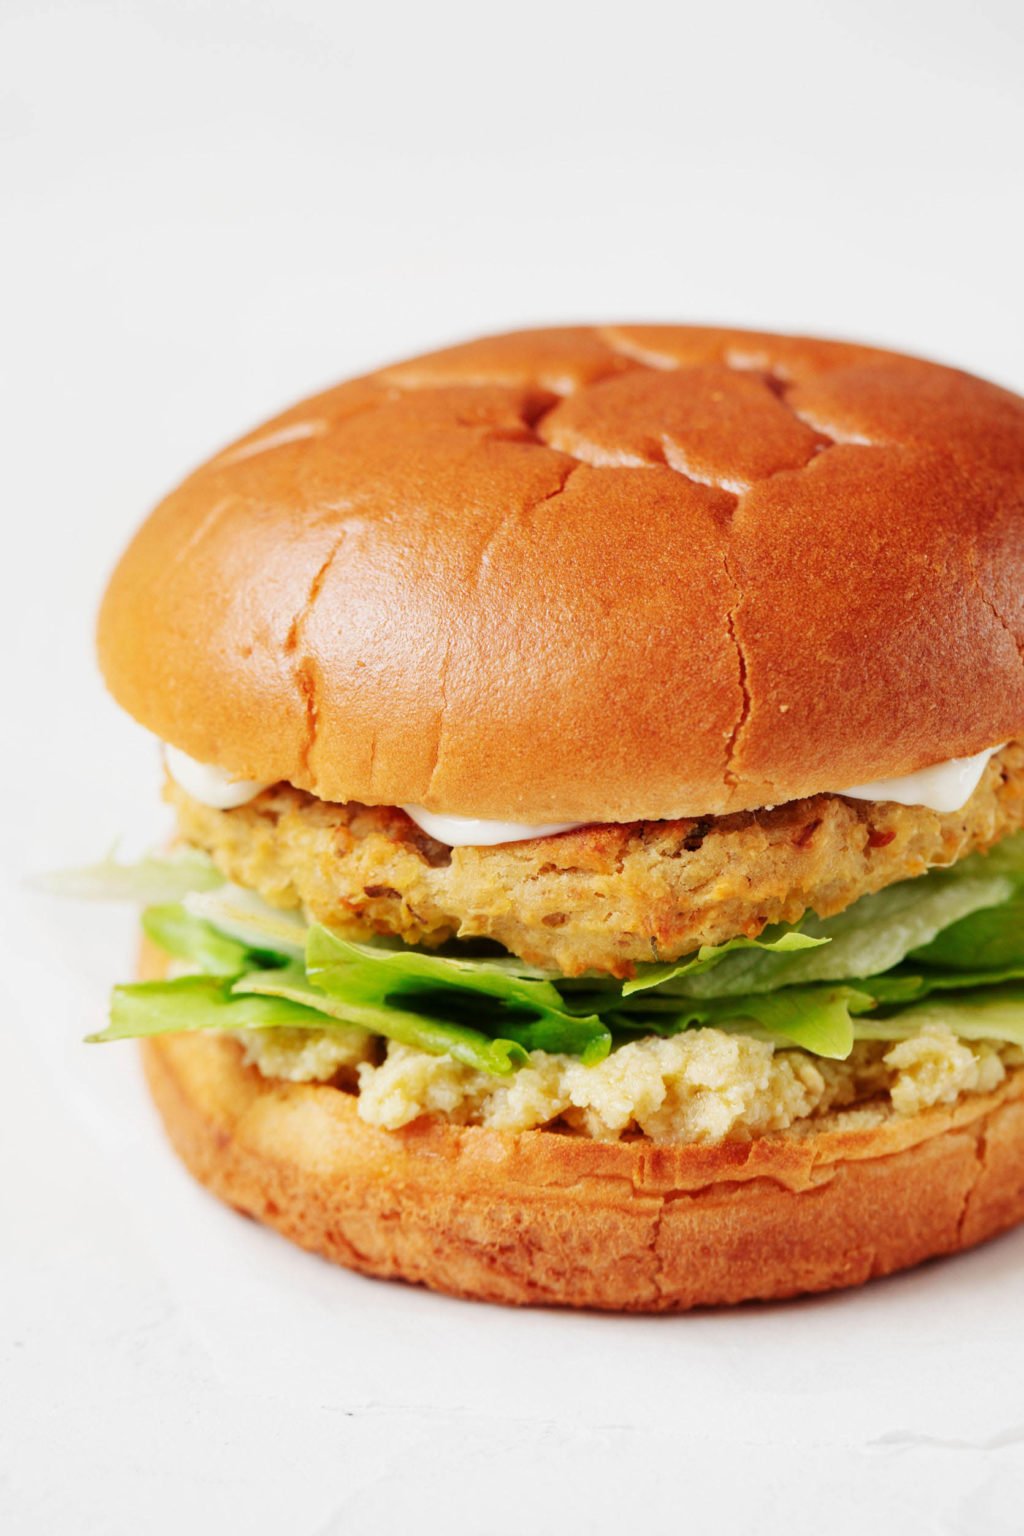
(141, 1032), (1024, 1311)
(99, 325), (1024, 823)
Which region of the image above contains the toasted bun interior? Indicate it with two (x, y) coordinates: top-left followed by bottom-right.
(98, 326), (1024, 824)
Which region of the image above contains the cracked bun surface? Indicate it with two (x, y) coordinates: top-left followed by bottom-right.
(98, 325), (1024, 824)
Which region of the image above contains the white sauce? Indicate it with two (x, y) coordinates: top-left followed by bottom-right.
(401, 807), (582, 848)
(164, 746), (272, 811)
(835, 745), (1004, 816)
(404, 745), (1004, 844)
(164, 742), (1006, 844)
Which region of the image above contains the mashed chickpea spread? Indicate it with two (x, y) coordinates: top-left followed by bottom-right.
(237, 1023), (1021, 1143)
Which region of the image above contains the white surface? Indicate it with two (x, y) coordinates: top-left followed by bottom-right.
(4, 2), (1024, 1531)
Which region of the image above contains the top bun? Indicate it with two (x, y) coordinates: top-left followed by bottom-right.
(98, 326), (1024, 824)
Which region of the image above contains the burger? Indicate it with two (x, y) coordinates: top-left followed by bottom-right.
(84, 324), (1024, 1310)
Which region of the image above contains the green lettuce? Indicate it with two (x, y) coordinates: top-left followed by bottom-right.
(306, 925), (611, 1063)
(623, 867), (1013, 1000)
(236, 965), (529, 1074)
(910, 899), (1024, 972)
(908, 836), (1024, 972)
(614, 984), (874, 1058)
(183, 884), (308, 962)
(140, 903), (261, 977)
(37, 847), (223, 904)
(74, 832), (1024, 1073)
(862, 963), (1024, 1006)
(91, 975), (330, 1042)
(854, 983), (1024, 1048)
(621, 930), (827, 997)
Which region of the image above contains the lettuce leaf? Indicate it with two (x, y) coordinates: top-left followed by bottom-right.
(961, 835), (1024, 885)
(621, 929), (827, 997)
(308, 925), (582, 1012)
(91, 976), (330, 1042)
(853, 982), (1024, 1048)
(896, 835), (1024, 973)
(862, 963), (1024, 1006)
(627, 869), (1013, 1000)
(183, 884), (308, 962)
(305, 925), (611, 1064)
(307, 926), (571, 1011)
(38, 848), (223, 904)
(235, 965), (529, 1074)
(613, 984), (875, 1058)
(83, 830), (1024, 1072)
(140, 903), (260, 977)
(910, 898), (1024, 973)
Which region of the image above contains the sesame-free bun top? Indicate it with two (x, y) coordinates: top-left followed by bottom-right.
(98, 326), (1024, 824)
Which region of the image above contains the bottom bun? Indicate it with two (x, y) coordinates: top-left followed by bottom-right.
(141, 1032), (1024, 1311)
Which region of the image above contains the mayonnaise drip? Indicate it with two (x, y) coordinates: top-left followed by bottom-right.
(834, 745), (1004, 816)
(163, 743), (1006, 843)
(401, 807), (582, 848)
(164, 747), (272, 811)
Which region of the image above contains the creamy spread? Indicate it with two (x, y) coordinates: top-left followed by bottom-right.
(834, 745), (1004, 815)
(235, 1023), (1020, 1142)
(400, 807), (582, 847)
(403, 745), (1004, 844)
(164, 743), (1005, 845)
(163, 747), (272, 811)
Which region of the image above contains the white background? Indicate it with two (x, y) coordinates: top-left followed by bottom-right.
(4, 2), (1024, 1531)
